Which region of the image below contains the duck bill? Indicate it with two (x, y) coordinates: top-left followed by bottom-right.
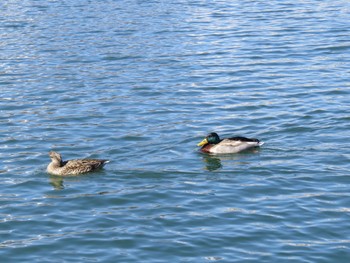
(197, 138), (208, 147)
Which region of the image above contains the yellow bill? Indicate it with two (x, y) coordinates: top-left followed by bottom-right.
(197, 138), (208, 147)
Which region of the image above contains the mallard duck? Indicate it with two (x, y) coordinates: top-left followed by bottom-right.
(197, 132), (264, 154)
(47, 151), (109, 176)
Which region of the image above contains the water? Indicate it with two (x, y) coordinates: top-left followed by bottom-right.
(1, 0), (350, 262)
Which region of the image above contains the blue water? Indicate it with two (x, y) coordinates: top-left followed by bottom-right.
(1, 0), (350, 262)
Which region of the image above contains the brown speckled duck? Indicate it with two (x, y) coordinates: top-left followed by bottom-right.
(47, 151), (109, 176)
(197, 132), (264, 154)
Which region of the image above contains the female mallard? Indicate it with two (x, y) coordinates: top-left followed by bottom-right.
(197, 132), (264, 154)
(47, 151), (109, 176)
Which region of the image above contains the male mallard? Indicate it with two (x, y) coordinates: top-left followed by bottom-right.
(197, 132), (264, 154)
(47, 151), (109, 176)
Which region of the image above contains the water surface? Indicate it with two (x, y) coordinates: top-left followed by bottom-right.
(1, 0), (350, 262)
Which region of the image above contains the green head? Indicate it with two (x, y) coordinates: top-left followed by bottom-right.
(197, 132), (221, 146)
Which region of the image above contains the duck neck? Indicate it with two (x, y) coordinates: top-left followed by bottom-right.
(51, 158), (63, 168)
(210, 138), (221, 145)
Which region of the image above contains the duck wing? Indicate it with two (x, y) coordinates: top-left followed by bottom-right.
(62, 159), (108, 174)
(209, 137), (262, 154)
(227, 136), (260, 143)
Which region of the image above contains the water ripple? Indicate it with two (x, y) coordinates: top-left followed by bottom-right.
(1, 0), (350, 262)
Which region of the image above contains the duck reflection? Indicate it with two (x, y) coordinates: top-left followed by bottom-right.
(48, 171), (107, 190)
(201, 148), (261, 171)
(49, 175), (65, 190)
(202, 155), (223, 171)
